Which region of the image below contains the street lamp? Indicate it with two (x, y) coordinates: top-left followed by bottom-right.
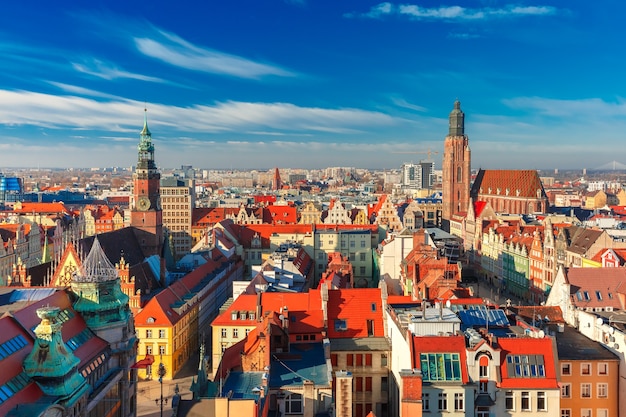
(157, 357), (167, 417)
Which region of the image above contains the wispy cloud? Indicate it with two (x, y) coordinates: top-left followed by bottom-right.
(134, 30), (296, 79)
(503, 96), (626, 118)
(46, 82), (124, 100)
(391, 97), (427, 112)
(72, 58), (165, 83)
(347, 3), (557, 21)
(0, 89), (396, 135)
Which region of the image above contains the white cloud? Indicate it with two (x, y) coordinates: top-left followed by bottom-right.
(72, 59), (165, 83)
(0, 89), (397, 135)
(391, 97), (427, 112)
(349, 3), (557, 21)
(503, 96), (626, 118)
(134, 30), (295, 79)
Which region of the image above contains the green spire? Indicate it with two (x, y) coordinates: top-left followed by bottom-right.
(141, 107), (151, 137)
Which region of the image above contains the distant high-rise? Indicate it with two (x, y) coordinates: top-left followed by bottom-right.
(130, 109), (164, 257)
(401, 161), (435, 189)
(442, 100), (471, 227)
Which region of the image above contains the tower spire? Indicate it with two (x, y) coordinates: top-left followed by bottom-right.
(141, 107), (151, 137)
(448, 99), (464, 136)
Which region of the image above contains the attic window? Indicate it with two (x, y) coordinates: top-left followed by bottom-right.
(231, 311), (238, 320)
(335, 319), (347, 332)
(596, 291), (602, 301)
(608, 292), (614, 299)
(583, 291), (590, 301)
(146, 317), (155, 323)
(371, 303), (377, 312)
(249, 312), (256, 320)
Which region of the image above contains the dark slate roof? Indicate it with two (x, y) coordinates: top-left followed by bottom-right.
(554, 325), (619, 361)
(270, 343), (331, 388)
(220, 371), (265, 400)
(329, 337), (390, 352)
(80, 227), (148, 267)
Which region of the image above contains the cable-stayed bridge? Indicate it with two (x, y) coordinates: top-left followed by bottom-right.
(592, 160), (626, 170)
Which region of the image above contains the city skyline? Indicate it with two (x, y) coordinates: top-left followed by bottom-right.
(1, 1), (625, 170)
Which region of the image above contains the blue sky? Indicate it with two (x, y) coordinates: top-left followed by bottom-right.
(0, 1), (624, 170)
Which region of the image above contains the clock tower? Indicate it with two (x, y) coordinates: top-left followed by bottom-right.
(131, 109), (163, 257)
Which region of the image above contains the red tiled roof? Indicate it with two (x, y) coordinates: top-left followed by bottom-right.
(212, 291), (324, 334)
(565, 268), (626, 310)
(472, 169), (546, 198)
(266, 205), (298, 224)
(13, 202), (70, 214)
(515, 306), (564, 324)
(411, 335), (470, 383)
(497, 337), (559, 389)
(327, 288), (385, 338)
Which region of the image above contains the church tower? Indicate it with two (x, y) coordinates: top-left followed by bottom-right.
(442, 100), (471, 228)
(131, 109), (164, 257)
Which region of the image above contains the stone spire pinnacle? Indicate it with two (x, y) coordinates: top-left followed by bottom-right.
(73, 236), (117, 283)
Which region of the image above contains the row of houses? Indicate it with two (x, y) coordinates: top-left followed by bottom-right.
(450, 199), (626, 302)
(199, 280), (619, 417)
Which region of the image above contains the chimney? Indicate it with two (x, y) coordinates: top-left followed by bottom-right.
(256, 291), (262, 322)
(321, 282), (329, 329)
(303, 380), (315, 417)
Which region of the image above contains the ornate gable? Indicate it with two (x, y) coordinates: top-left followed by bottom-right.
(51, 242), (82, 286)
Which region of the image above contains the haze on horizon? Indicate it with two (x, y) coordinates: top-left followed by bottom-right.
(0, 1), (625, 171)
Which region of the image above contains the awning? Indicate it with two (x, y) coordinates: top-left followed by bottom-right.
(131, 354), (155, 369)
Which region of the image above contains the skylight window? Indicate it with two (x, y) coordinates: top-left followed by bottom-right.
(420, 353), (462, 382)
(0, 335), (27, 361)
(506, 355), (545, 378)
(334, 319), (347, 331)
(596, 291), (602, 301)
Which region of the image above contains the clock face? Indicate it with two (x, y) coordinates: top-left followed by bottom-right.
(137, 197), (151, 211)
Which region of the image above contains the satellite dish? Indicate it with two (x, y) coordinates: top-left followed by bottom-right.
(279, 314), (285, 321)
(538, 330), (545, 338)
(596, 317), (604, 326)
(446, 300), (451, 308)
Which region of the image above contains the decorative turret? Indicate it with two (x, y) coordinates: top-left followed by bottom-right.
(23, 306), (88, 400)
(71, 237), (130, 330)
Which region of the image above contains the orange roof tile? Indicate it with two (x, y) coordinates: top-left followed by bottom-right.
(497, 337), (559, 389)
(472, 169), (546, 199)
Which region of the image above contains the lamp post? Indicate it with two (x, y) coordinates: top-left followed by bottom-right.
(157, 357), (167, 417)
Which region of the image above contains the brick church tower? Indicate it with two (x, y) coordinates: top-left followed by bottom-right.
(442, 100), (471, 229)
(272, 167), (282, 191)
(131, 109), (164, 257)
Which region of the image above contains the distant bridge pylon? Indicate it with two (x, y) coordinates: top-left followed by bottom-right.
(593, 160), (626, 170)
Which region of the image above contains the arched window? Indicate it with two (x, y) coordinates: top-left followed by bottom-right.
(479, 355), (489, 378)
